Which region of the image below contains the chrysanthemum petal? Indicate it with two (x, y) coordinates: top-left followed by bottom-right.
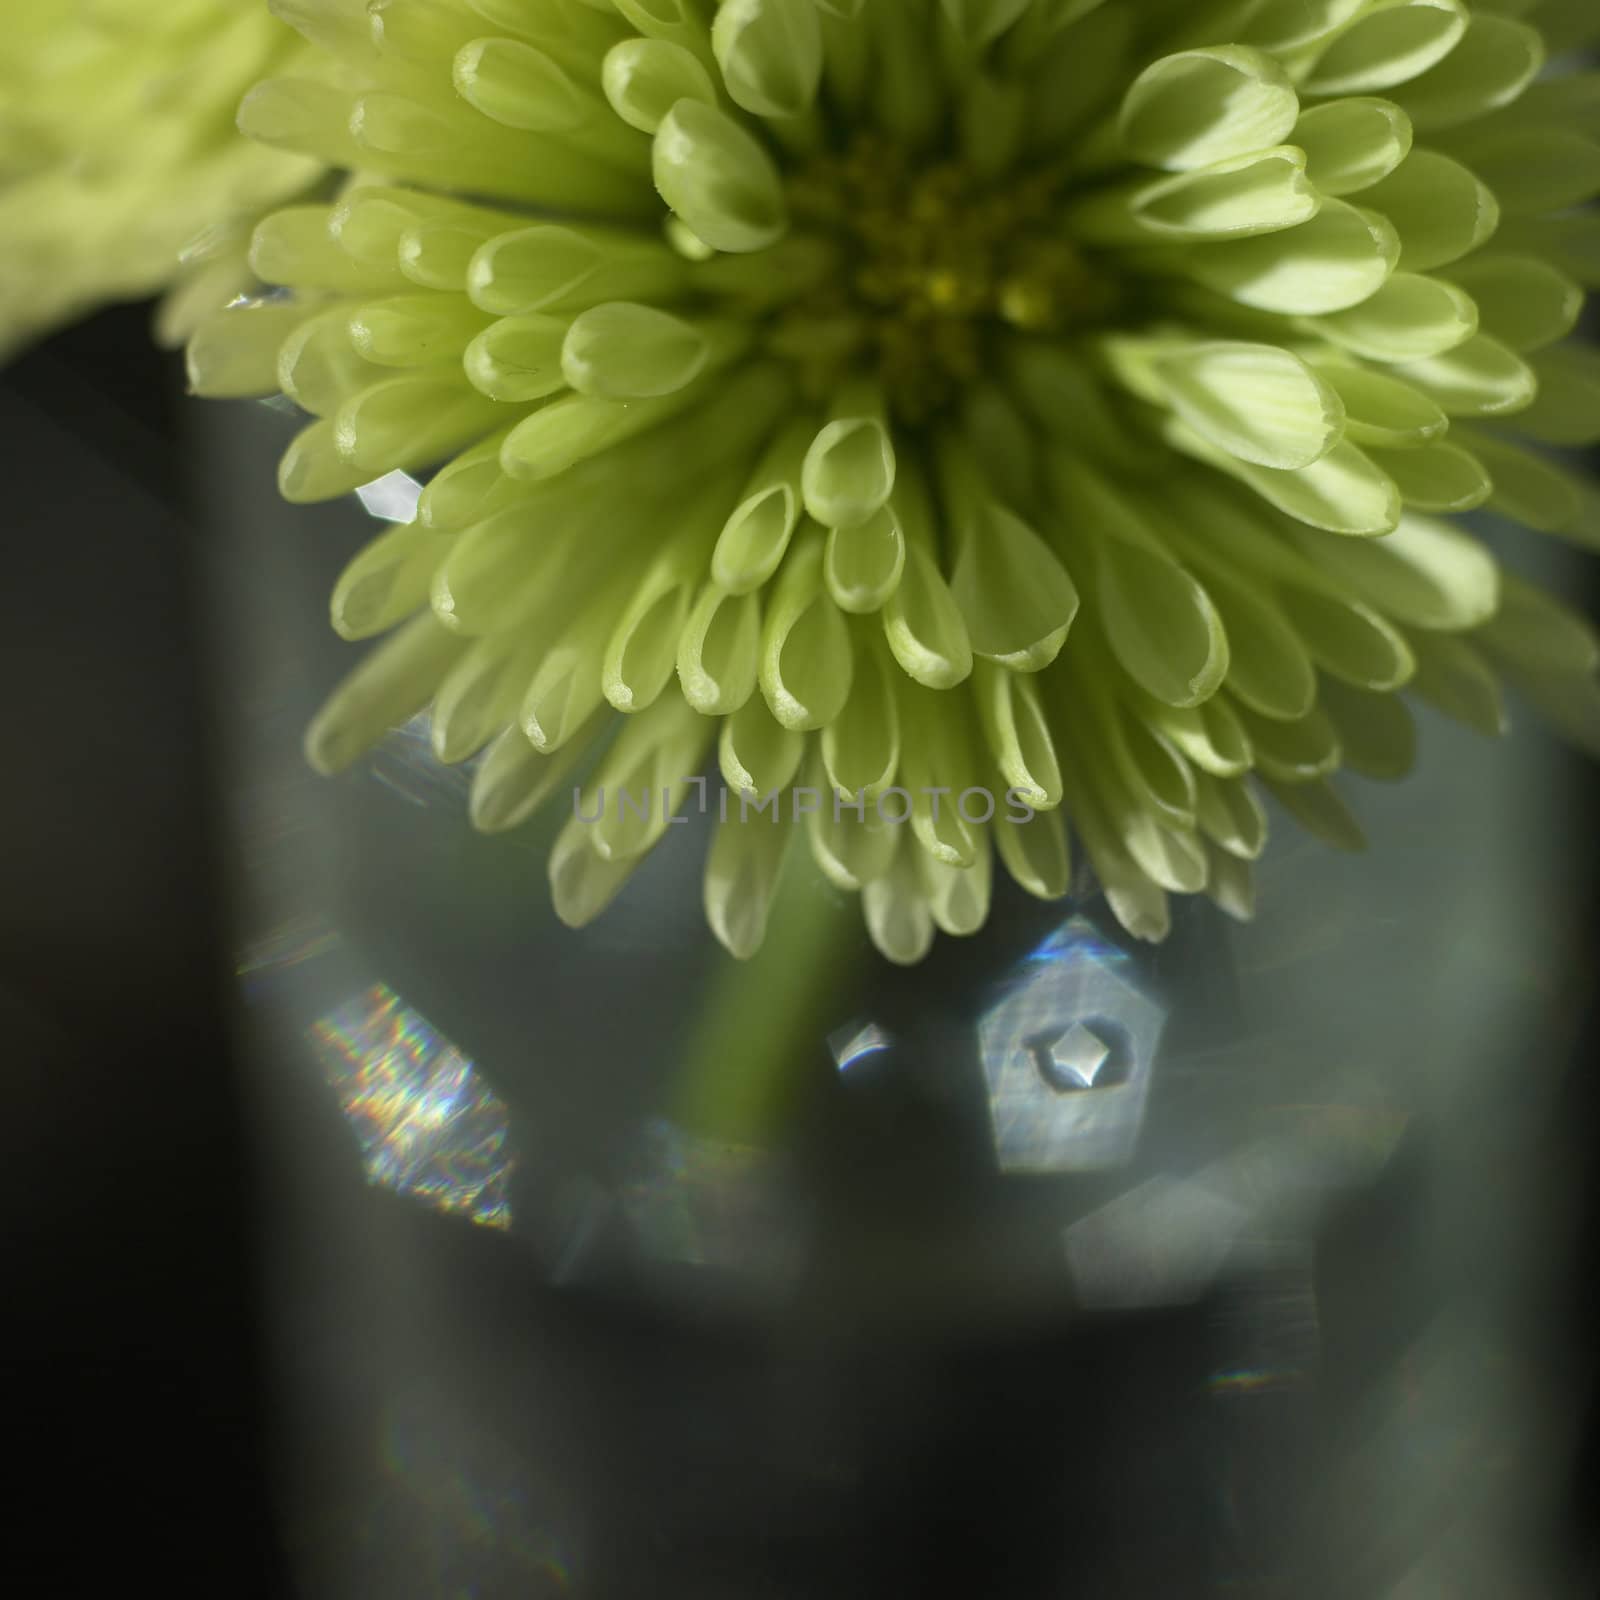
(581, 690), (714, 862)
(1367, 439), (1492, 512)
(1307, 270), (1478, 360)
(1152, 339), (1347, 468)
(825, 506), (906, 614)
(603, 38), (719, 134)
(1406, 628), (1507, 736)
(712, 0), (823, 121)
(862, 840), (936, 966)
(719, 695), (805, 797)
(676, 581), (762, 716)
(653, 97), (787, 253)
(1301, 0), (1469, 98)
(1363, 148), (1499, 271)
(1441, 253), (1581, 352)
(1297, 509), (1500, 629)
(821, 637), (900, 799)
(704, 810), (793, 960)
(759, 528), (856, 730)
(713, 418), (812, 594)
(1195, 769), (1268, 860)
(330, 520), (446, 641)
(994, 807), (1073, 901)
(1187, 197), (1400, 314)
(1318, 675), (1418, 777)
(1391, 332), (1536, 415)
(1294, 95), (1413, 194)
(470, 721), (600, 834)
(882, 539), (975, 691)
(1312, 360), (1447, 448)
(975, 662), (1063, 809)
(1119, 46), (1300, 172)
(305, 612), (467, 775)
(916, 828), (994, 938)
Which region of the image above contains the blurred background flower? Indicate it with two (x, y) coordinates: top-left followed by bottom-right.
(0, 0), (326, 358)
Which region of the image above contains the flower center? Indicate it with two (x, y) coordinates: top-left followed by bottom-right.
(780, 136), (1120, 423)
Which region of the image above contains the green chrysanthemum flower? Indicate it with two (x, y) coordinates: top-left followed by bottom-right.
(190, 0), (1600, 962)
(0, 0), (325, 355)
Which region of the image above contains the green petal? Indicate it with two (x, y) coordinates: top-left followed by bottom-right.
(994, 807), (1073, 901)
(759, 528), (856, 730)
(676, 582), (762, 716)
(1362, 149), (1498, 272)
(1368, 439), (1492, 512)
(1461, 129), (1600, 218)
(1392, 13), (1542, 131)
(1194, 430), (1402, 535)
(1301, 0), (1468, 98)
(1154, 340), (1346, 468)
(1293, 96), (1413, 195)
(653, 98), (787, 254)
(882, 539), (975, 690)
(304, 614), (466, 776)
(1077, 148), (1318, 242)
(470, 722), (599, 835)
(801, 380), (897, 530)
(1263, 775), (1366, 851)
(603, 37), (718, 134)
(1307, 270), (1478, 361)
(1392, 333), (1536, 417)
(431, 631), (543, 766)
(350, 293), (493, 368)
(1237, 700), (1342, 783)
(1451, 427), (1589, 539)
(862, 841), (936, 966)
(1478, 570), (1598, 680)
(896, 681), (982, 869)
(330, 522), (448, 642)
(916, 829), (994, 939)
(334, 375), (504, 475)
(1187, 198), (1399, 314)
(1119, 45), (1299, 172)
(711, 0), (823, 121)
(1195, 770), (1268, 860)
(468, 222), (690, 315)
(1204, 842), (1256, 922)
(1297, 511), (1499, 631)
(719, 695), (806, 797)
(1276, 584), (1417, 690)
(712, 417), (812, 594)
(1136, 691), (1256, 778)
(581, 691), (715, 864)
(548, 822), (643, 929)
(521, 600), (620, 753)
(821, 638), (900, 799)
(1510, 346), (1600, 447)
(1406, 629), (1507, 737)
(806, 786), (899, 892)
(187, 300), (315, 398)
(1095, 526), (1230, 707)
(1311, 361), (1446, 449)
(825, 506), (906, 614)
(1316, 676), (1417, 779)
(704, 811), (793, 960)
(562, 301), (715, 398)
(1440, 254), (1582, 353)
(945, 490), (1079, 671)
(462, 314), (568, 402)
(974, 661), (1063, 809)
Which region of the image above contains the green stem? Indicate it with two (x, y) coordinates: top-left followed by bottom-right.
(672, 855), (857, 1143)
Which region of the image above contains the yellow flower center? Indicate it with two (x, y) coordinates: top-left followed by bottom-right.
(781, 137), (1119, 420)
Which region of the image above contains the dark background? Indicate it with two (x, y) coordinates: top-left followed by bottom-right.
(2, 306), (1595, 1593)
